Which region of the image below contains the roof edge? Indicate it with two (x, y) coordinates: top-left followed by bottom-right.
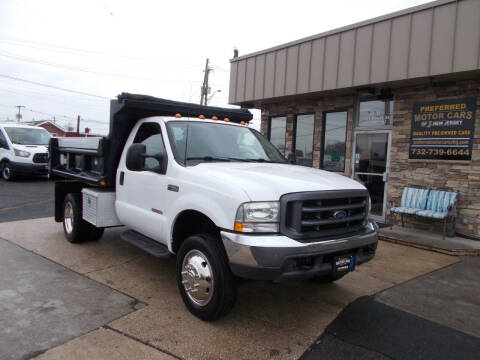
(230, 0), (455, 63)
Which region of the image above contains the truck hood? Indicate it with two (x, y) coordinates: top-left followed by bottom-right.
(188, 162), (365, 201)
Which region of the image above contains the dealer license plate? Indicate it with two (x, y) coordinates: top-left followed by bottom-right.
(333, 255), (355, 274)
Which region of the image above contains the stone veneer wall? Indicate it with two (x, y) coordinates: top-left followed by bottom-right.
(387, 80), (480, 238)
(259, 79), (480, 238)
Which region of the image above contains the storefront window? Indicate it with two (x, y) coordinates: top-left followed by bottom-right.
(268, 116), (287, 155)
(358, 99), (394, 127)
(322, 111), (347, 172)
(294, 114), (315, 167)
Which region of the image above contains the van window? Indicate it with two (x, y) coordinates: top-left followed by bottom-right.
(0, 131), (8, 149)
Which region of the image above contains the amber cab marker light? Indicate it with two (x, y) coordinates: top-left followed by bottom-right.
(211, 116), (218, 120)
(240, 121), (246, 125)
(224, 118), (230, 122)
(198, 115), (205, 119)
(234, 222), (243, 232)
(175, 113), (182, 118)
(100, 180), (106, 186)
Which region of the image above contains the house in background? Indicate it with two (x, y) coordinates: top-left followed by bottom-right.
(25, 120), (93, 137)
(27, 120), (68, 137)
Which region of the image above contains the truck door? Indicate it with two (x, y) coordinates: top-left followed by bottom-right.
(116, 121), (169, 243)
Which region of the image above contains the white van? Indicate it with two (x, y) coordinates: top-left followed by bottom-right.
(0, 123), (51, 180)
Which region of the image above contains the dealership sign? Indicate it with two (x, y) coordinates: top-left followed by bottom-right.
(409, 97), (476, 160)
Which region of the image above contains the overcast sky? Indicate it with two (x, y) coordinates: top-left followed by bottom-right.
(0, 0), (430, 134)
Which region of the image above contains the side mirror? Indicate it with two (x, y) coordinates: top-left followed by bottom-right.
(126, 143), (146, 171)
(126, 143), (167, 174)
(287, 152), (296, 164)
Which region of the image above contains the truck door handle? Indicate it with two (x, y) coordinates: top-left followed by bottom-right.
(119, 171), (125, 185)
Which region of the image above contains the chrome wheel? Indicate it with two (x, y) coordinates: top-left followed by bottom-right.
(64, 202), (74, 235)
(181, 249), (214, 306)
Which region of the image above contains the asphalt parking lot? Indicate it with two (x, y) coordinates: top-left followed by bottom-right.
(0, 178), (479, 360)
(0, 177), (53, 222)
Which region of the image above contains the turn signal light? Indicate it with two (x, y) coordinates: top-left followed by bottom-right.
(234, 222), (243, 232)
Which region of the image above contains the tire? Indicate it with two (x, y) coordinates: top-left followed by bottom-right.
(63, 193), (104, 243)
(1, 162), (14, 181)
(176, 234), (237, 321)
(314, 272), (347, 283)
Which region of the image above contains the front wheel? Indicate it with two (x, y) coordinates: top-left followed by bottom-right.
(1, 162), (14, 181)
(176, 234), (237, 321)
(63, 193), (104, 243)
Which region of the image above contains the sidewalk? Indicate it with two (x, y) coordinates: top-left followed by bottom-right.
(379, 225), (480, 256)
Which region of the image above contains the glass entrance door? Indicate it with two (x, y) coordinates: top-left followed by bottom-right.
(353, 131), (391, 222)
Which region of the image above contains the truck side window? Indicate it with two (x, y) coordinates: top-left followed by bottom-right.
(133, 123), (166, 170)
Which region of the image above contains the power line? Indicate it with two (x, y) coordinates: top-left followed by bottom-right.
(0, 87), (101, 106)
(0, 103), (107, 129)
(0, 74), (110, 99)
(0, 50), (204, 84)
(0, 36), (204, 67)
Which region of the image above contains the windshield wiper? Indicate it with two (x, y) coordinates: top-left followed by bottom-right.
(185, 156), (231, 162)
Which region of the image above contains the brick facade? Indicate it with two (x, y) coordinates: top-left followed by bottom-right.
(259, 79), (480, 238)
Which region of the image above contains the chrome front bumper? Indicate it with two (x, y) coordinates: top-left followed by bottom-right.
(221, 221), (378, 281)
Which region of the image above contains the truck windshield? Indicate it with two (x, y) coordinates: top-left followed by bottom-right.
(4, 127), (51, 145)
(167, 121), (287, 165)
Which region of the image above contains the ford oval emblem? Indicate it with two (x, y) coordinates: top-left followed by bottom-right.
(332, 210), (347, 220)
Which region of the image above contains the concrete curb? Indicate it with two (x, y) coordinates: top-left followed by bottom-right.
(379, 236), (480, 256)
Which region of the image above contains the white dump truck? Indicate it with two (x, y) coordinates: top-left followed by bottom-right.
(50, 93), (378, 320)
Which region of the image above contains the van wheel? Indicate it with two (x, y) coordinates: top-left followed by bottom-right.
(63, 193), (104, 243)
(176, 234), (237, 321)
(1, 162), (14, 181)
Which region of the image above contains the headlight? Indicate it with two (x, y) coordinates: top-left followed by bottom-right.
(14, 148), (30, 158)
(234, 201), (280, 233)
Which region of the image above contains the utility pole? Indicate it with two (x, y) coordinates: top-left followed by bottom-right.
(76, 115), (81, 134)
(16, 105), (25, 123)
(200, 58), (211, 105)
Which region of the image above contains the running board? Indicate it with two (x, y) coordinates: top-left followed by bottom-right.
(120, 230), (171, 258)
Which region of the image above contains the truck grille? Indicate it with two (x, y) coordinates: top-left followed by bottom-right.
(33, 153), (48, 163)
(280, 190), (369, 241)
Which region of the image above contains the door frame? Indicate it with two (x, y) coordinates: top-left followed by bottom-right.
(351, 129), (392, 223)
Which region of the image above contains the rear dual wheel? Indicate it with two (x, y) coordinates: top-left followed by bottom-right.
(63, 193), (104, 243)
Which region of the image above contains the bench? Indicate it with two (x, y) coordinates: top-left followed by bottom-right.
(391, 187), (458, 239)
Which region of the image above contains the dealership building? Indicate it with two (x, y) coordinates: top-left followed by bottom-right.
(229, 0), (480, 238)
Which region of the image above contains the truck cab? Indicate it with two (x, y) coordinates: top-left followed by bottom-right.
(50, 93), (378, 320)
